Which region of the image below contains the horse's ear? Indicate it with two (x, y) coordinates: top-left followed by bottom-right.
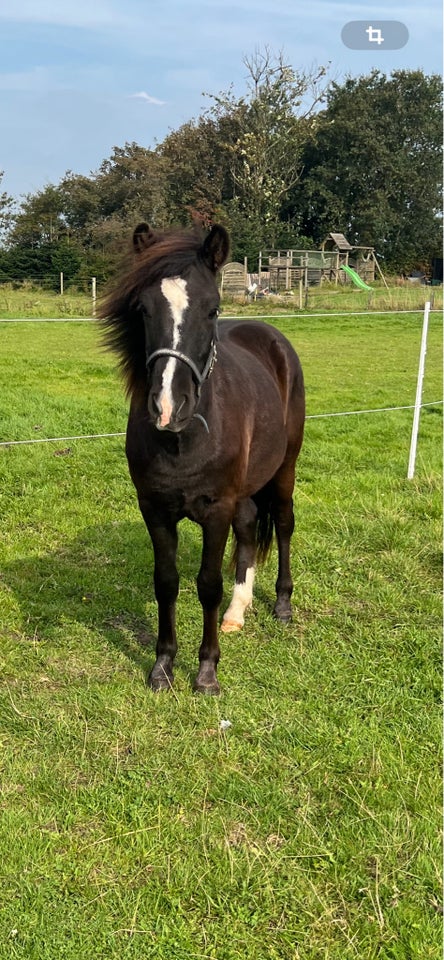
(133, 222), (155, 254)
(202, 225), (230, 272)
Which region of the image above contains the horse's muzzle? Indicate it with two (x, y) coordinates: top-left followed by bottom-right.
(147, 390), (197, 433)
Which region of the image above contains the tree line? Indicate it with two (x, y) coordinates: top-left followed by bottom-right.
(0, 52), (442, 287)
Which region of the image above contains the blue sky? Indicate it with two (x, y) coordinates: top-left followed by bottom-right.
(1, 0), (442, 201)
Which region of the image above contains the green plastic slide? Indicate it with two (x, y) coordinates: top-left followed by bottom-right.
(340, 264), (372, 291)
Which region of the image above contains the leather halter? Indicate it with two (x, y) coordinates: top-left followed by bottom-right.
(145, 334), (218, 398)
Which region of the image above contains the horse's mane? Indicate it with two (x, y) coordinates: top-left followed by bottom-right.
(98, 227), (205, 400)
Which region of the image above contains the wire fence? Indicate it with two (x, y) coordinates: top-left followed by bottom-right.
(0, 308), (441, 323)
(1, 307), (441, 480)
(0, 401), (442, 449)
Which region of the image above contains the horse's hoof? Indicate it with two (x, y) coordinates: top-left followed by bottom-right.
(193, 677), (221, 695)
(221, 618), (242, 633)
(273, 602), (292, 623)
(148, 677), (171, 692)
(148, 664), (174, 692)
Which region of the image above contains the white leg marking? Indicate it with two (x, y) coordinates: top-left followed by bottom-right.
(221, 567), (255, 633)
(158, 277), (188, 427)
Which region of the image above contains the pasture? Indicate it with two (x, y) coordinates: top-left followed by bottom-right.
(0, 312), (442, 959)
(0, 278), (441, 321)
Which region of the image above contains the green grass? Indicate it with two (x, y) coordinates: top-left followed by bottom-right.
(0, 280), (441, 319)
(0, 285), (94, 319)
(0, 313), (442, 958)
(224, 283), (442, 317)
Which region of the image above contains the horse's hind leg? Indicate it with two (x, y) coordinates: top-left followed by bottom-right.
(221, 497), (257, 633)
(271, 464), (296, 623)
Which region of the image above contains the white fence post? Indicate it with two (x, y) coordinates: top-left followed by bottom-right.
(92, 277), (97, 317)
(407, 301), (431, 479)
(60, 272), (64, 295)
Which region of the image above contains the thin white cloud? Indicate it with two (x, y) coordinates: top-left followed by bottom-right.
(129, 91), (166, 106)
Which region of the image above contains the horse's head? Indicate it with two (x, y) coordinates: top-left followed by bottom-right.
(133, 223), (229, 433)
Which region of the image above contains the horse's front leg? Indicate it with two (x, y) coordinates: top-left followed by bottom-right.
(195, 510), (232, 695)
(139, 503), (179, 691)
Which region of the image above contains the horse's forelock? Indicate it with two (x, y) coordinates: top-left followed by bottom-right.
(99, 227), (211, 399)
(132, 230), (204, 291)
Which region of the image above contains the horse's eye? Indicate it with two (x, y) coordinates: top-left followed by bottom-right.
(209, 308), (219, 320)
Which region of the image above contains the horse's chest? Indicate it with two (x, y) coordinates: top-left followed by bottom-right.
(129, 447), (228, 518)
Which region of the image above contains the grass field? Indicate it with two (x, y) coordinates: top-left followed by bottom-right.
(0, 310), (442, 959)
(0, 280), (441, 320)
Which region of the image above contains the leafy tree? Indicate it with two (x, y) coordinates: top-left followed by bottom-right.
(2, 60), (441, 278)
(58, 172), (101, 234)
(94, 142), (168, 225)
(158, 117), (231, 227)
(291, 70), (443, 271)
(49, 239), (84, 286)
(6, 184), (65, 248)
(0, 171), (14, 243)
(0, 243), (53, 282)
(204, 49), (330, 251)
(0, 184), (67, 283)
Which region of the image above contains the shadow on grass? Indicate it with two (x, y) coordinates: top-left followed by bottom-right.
(3, 520), (205, 683)
(3, 518), (282, 691)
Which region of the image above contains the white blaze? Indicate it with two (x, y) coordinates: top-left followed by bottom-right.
(221, 567), (255, 632)
(158, 277), (189, 427)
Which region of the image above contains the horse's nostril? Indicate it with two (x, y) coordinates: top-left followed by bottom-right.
(151, 393), (162, 416)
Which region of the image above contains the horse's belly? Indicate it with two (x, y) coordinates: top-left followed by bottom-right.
(242, 428), (288, 495)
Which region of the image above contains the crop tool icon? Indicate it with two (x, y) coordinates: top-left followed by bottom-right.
(365, 25), (384, 44)
(341, 20), (409, 50)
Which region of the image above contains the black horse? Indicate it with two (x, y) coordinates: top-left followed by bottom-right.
(100, 223), (305, 693)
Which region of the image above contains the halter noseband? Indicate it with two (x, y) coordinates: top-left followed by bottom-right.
(145, 335), (218, 398)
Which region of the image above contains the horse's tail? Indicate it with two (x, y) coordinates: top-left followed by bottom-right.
(254, 486), (274, 564)
(228, 487), (274, 571)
